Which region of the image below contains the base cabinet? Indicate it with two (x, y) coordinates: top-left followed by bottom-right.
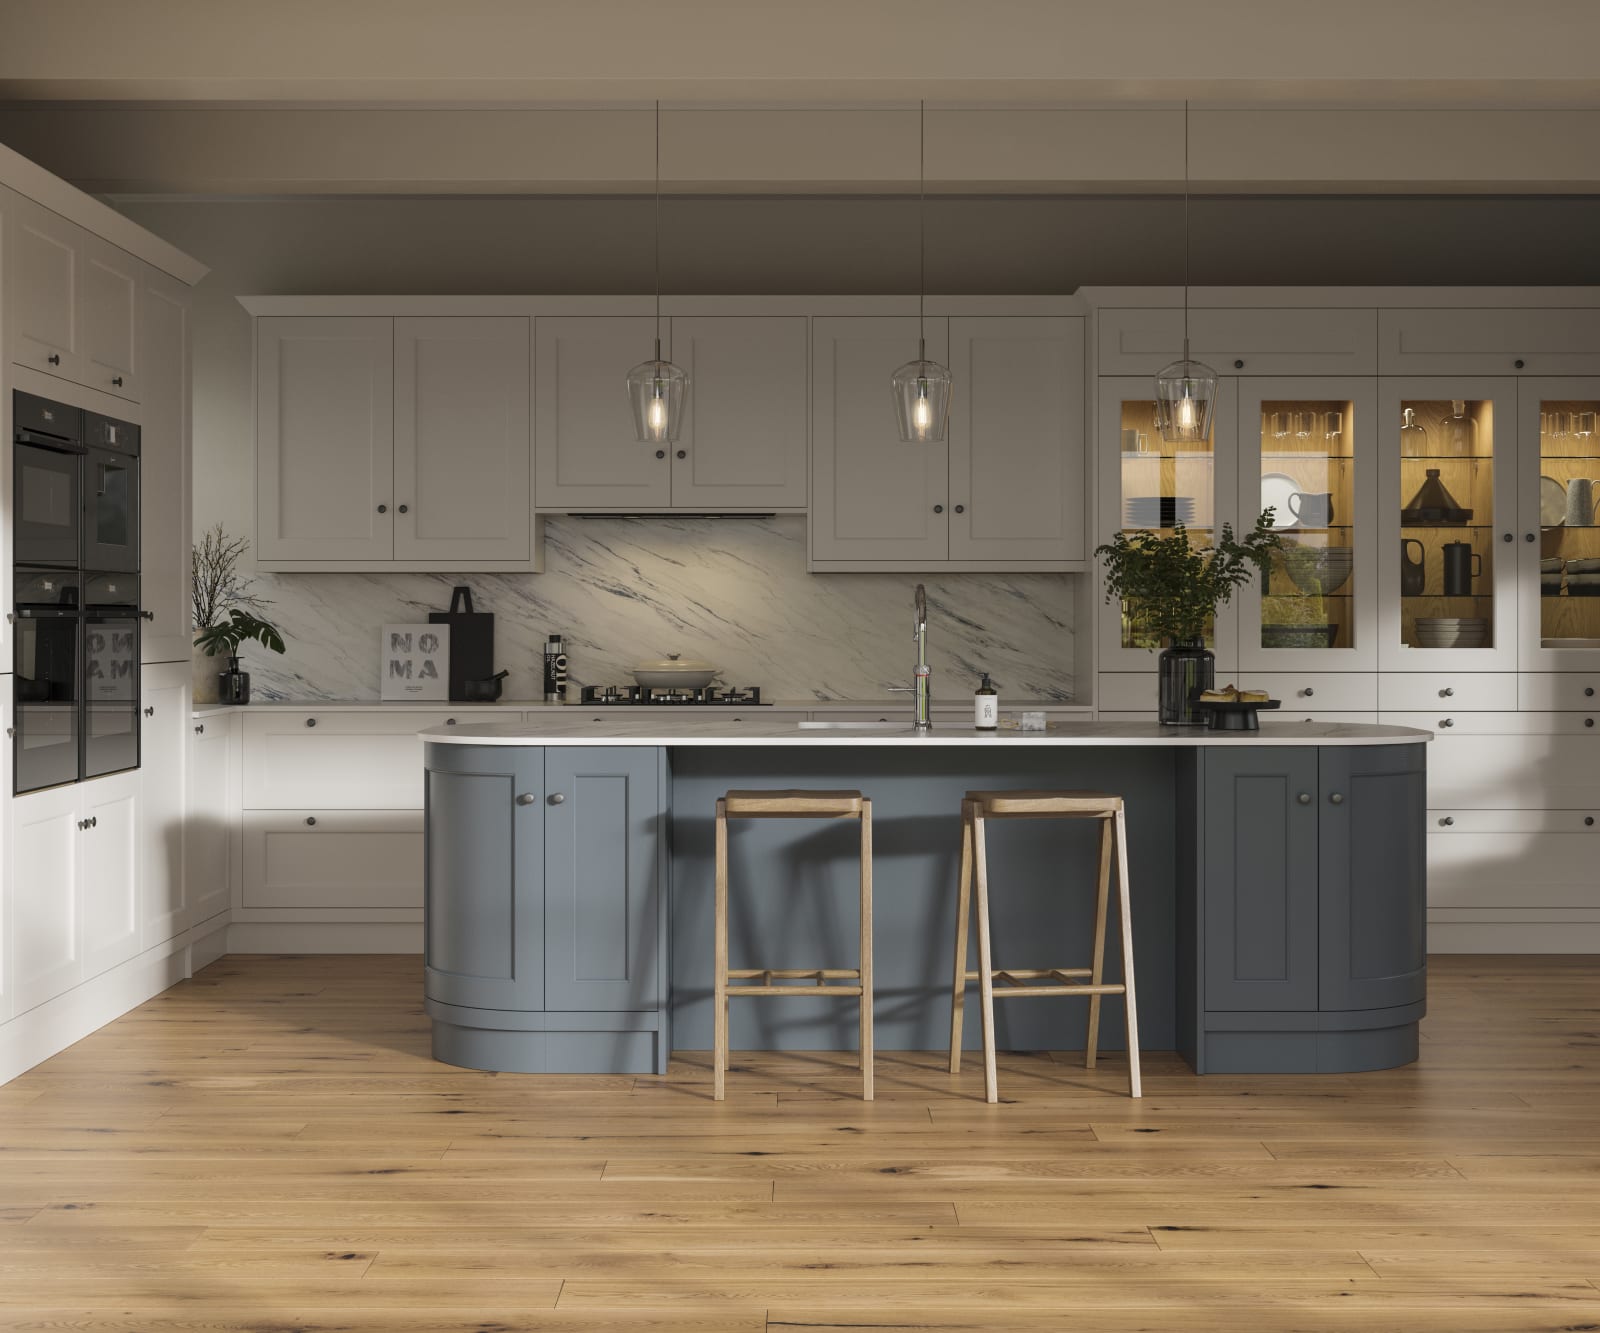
(140, 666), (190, 948)
(187, 714), (233, 927)
(424, 743), (667, 1072)
(1184, 744), (1427, 1073)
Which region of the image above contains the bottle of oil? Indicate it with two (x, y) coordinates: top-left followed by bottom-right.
(974, 673), (998, 731)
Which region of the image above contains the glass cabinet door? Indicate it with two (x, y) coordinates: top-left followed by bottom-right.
(1096, 377), (1239, 672)
(1237, 378), (1377, 670)
(1378, 378), (1519, 672)
(1519, 378), (1600, 669)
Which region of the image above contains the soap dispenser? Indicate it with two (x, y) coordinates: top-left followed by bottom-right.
(974, 674), (999, 731)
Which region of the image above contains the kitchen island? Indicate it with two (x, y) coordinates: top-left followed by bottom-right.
(422, 719), (1430, 1078)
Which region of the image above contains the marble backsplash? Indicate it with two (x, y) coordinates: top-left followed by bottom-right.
(225, 516), (1078, 702)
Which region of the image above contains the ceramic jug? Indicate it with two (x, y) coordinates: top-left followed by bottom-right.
(1288, 491), (1334, 528)
(1401, 539), (1426, 596)
(1441, 541), (1483, 596)
(1567, 478), (1600, 528)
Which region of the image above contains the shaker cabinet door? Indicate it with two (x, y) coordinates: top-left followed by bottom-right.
(79, 771), (142, 979)
(1317, 746), (1428, 1013)
(80, 235), (141, 401)
(140, 665), (190, 948)
(7, 193), (84, 381)
(1201, 748), (1320, 1013)
(139, 269), (192, 663)
(424, 748), (545, 1012)
(543, 747), (661, 1011)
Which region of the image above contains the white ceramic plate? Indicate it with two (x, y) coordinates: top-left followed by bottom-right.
(1260, 473), (1301, 529)
(1542, 475), (1568, 527)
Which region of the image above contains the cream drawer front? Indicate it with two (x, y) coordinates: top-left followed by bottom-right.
(242, 810), (423, 910)
(1428, 823), (1600, 910)
(1266, 711), (1377, 726)
(1245, 673), (1377, 711)
(1519, 674), (1600, 711)
(1383, 712), (1600, 808)
(1380, 308), (1600, 375)
(1380, 674), (1517, 712)
(1380, 710), (1597, 736)
(1429, 810), (1599, 833)
(242, 711), (458, 809)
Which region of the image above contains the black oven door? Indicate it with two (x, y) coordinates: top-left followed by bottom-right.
(14, 573), (84, 794)
(83, 574), (141, 780)
(14, 440), (82, 568)
(83, 446), (140, 574)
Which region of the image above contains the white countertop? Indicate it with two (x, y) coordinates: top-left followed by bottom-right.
(419, 718), (1432, 748)
(192, 698), (1088, 718)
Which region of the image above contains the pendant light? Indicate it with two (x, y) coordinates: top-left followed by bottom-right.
(1153, 101), (1218, 445)
(626, 101), (689, 444)
(891, 100), (952, 443)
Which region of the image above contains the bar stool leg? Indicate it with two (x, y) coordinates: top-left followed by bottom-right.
(1113, 805), (1142, 1099)
(948, 800), (974, 1074)
(713, 798), (730, 1102)
(971, 807), (1000, 1104)
(858, 799), (874, 1102)
(1085, 815), (1114, 1070)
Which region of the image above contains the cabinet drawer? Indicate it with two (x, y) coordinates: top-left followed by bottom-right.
(1246, 673), (1377, 711)
(1380, 308), (1600, 375)
(1428, 817), (1600, 910)
(1097, 307), (1377, 375)
(242, 810), (422, 910)
(1380, 673), (1516, 712)
(1382, 712), (1600, 808)
(242, 711), (460, 809)
(1520, 673), (1600, 711)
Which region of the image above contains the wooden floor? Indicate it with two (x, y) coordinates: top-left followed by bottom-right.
(1, 957), (1599, 1331)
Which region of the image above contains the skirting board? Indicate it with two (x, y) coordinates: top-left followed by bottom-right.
(0, 918), (227, 1086)
(1429, 923), (1600, 953)
(227, 922), (424, 954)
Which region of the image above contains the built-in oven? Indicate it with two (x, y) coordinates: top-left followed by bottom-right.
(83, 412), (141, 574)
(13, 392), (85, 568)
(83, 572), (141, 780)
(13, 568), (83, 794)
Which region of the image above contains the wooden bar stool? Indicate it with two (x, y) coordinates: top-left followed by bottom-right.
(714, 789), (874, 1101)
(947, 789), (1140, 1102)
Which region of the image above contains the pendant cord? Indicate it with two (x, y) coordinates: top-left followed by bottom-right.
(653, 99), (662, 353)
(918, 99), (926, 348)
(1182, 99), (1190, 356)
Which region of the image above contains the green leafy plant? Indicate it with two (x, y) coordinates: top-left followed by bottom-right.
(1095, 510), (1284, 647)
(193, 608), (286, 660)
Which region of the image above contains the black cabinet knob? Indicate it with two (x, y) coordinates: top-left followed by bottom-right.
(933, 504), (944, 514)
(377, 504), (387, 513)
(305, 816), (317, 826)
(1514, 358), (1526, 369)
(1587, 816), (1596, 827)
(1503, 533), (1513, 543)
(140, 610), (154, 620)
(47, 353), (60, 365)
(305, 717), (317, 727)
(1233, 359), (1244, 369)
(1587, 718), (1595, 728)
(1526, 533), (1536, 542)
(1301, 687), (1314, 697)
(676, 450), (687, 459)
(194, 723), (204, 734)
(1439, 717), (1454, 728)
(143, 706), (154, 717)
(1440, 688), (1454, 698)
(1439, 816), (1454, 827)
(954, 504), (965, 513)
(112, 376), (124, 387)
(655, 449), (666, 459)
(446, 718), (457, 726)
(1587, 687), (1595, 697)
(398, 504), (409, 514)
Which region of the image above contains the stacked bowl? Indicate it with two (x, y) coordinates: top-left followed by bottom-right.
(1281, 545), (1354, 595)
(1415, 617), (1488, 648)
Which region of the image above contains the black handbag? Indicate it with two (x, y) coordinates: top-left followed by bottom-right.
(428, 586), (494, 702)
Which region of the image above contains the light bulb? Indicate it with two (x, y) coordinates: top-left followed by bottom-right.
(1175, 393), (1198, 432)
(912, 388), (933, 433)
(647, 391), (668, 436)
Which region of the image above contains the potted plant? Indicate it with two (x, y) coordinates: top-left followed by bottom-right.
(1095, 511), (1282, 725)
(192, 524), (286, 704)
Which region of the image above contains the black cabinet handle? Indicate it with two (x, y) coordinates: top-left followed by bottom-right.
(47, 353), (60, 365)
(1296, 792), (1311, 805)
(1514, 358), (1526, 369)
(112, 375), (124, 387)
(446, 717), (457, 725)
(1587, 718), (1595, 728)
(140, 610), (154, 620)
(377, 504), (387, 514)
(1233, 359), (1244, 369)
(655, 450), (666, 459)
(305, 717), (317, 727)
(1502, 532), (1513, 543)
(305, 816), (317, 826)
(1439, 816), (1454, 827)
(1329, 793), (1344, 805)
(933, 504), (944, 514)
(1440, 687), (1454, 698)
(1526, 533), (1536, 542)
(89, 817), (97, 828)
(1587, 816), (1596, 827)
(398, 504), (409, 514)
(1587, 687), (1596, 698)
(954, 504), (965, 514)
(194, 723), (205, 735)
(676, 450), (687, 460)
(1300, 687), (1314, 697)
(143, 706), (154, 717)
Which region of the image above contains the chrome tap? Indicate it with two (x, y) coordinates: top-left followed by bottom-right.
(886, 583), (933, 730)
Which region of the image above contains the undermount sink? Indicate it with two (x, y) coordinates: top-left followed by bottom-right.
(796, 719), (905, 731)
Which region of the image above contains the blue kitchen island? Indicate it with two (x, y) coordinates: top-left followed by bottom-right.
(421, 718), (1431, 1078)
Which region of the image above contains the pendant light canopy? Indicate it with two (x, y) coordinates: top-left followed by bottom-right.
(892, 101), (952, 444)
(1153, 101), (1218, 446)
(627, 101), (689, 444)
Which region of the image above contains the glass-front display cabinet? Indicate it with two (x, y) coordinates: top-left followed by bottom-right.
(1378, 378), (1518, 672)
(1519, 378), (1600, 669)
(1236, 378), (1377, 670)
(1096, 377), (1239, 672)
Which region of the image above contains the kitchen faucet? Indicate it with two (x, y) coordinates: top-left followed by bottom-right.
(886, 583), (932, 730)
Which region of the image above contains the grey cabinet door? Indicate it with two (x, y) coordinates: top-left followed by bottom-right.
(1318, 744), (1428, 1012)
(424, 747), (544, 1011)
(1202, 748), (1320, 1012)
(544, 747), (662, 1011)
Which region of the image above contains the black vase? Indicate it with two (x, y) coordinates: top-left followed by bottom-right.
(218, 655), (251, 705)
(1158, 637), (1213, 726)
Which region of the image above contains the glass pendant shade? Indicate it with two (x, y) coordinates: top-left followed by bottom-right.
(1153, 354), (1219, 445)
(891, 344), (953, 444)
(626, 343), (689, 444)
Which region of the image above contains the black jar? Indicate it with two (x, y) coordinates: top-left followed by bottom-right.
(218, 655), (252, 705)
(1157, 637), (1213, 726)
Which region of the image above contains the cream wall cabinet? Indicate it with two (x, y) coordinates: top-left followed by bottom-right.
(1097, 307), (1378, 377)
(258, 316), (537, 571)
(139, 267), (192, 663)
(188, 714), (234, 927)
(80, 235), (141, 402)
(139, 665), (190, 949)
(9, 770), (141, 1014)
(812, 315), (1085, 569)
(1380, 309), (1600, 377)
